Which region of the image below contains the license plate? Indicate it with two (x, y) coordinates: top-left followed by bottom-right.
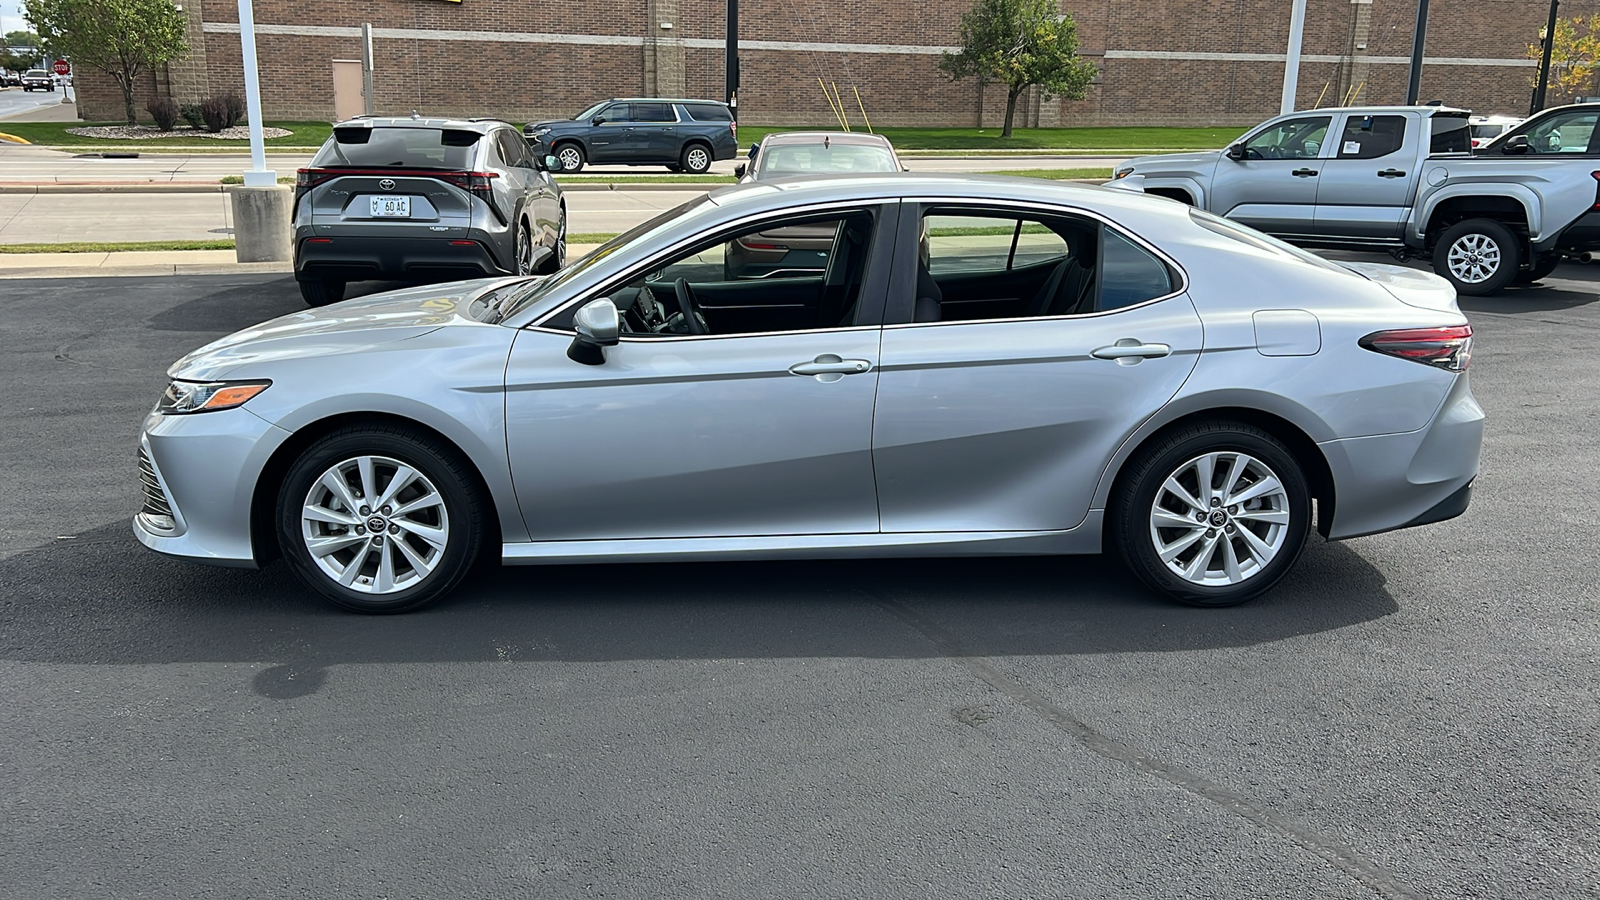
(369, 196), (411, 218)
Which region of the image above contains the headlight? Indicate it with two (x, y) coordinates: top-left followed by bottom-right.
(156, 379), (271, 415)
(1114, 167), (1134, 179)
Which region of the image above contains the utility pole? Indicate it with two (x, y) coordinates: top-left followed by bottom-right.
(1404, 0), (1430, 105)
(1281, 0), (1307, 113)
(725, 0), (738, 119)
(1532, 0), (1560, 115)
(361, 23), (374, 116)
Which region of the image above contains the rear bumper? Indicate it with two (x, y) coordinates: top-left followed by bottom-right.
(295, 236), (511, 283)
(1551, 211), (1600, 254)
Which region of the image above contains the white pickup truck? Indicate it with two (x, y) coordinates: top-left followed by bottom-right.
(1108, 104), (1600, 295)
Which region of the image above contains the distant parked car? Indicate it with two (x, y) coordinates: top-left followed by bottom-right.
(0, 71), (20, 87)
(20, 69), (53, 92)
(727, 132), (906, 277)
(293, 117), (567, 307)
(523, 98), (738, 174)
(1469, 115), (1520, 150)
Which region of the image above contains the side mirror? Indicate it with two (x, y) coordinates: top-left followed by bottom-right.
(1502, 134), (1530, 155)
(540, 154), (559, 171)
(591, 117), (605, 126)
(567, 298), (620, 365)
(733, 163), (746, 178)
(1225, 143), (1246, 161)
(747, 142), (760, 159)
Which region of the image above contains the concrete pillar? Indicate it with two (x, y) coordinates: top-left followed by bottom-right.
(169, 0), (211, 105)
(228, 185), (293, 263)
(644, 0), (685, 96)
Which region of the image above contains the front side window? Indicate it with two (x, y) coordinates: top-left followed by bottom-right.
(1523, 110), (1600, 154)
(1336, 115), (1406, 159)
(598, 104), (631, 124)
(1242, 116), (1331, 160)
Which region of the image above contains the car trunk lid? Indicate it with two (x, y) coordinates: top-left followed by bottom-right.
(1339, 261), (1462, 314)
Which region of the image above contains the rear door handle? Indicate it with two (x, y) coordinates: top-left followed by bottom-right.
(1292, 168), (1319, 177)
(1378, 168), (1407, 178)
(789, 354), (873, 379)
(1092, 339), (1172, 364)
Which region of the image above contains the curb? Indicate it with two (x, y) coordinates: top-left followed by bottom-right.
(0, 261), (292, 279)
(0, 183), (230, 194)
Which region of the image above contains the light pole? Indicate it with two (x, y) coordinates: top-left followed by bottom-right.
(1280, 0), (1307, 113)
(1405, 0), (1431, 105)
(725, 0), (738, 119)
(1531, 0), (1560, 115)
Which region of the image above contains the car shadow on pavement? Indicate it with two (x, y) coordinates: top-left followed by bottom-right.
(0, 520), (1397, 699)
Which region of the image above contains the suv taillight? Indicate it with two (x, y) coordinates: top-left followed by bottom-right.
(730, 120), (737, 141)
(1591, 171), (1600, 209)
(1359, 325), (1473, 372)
(295, 167), (337, 199)
(438, 171), (499, 202)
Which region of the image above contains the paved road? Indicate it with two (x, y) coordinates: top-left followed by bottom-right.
(1, 269), (1596, 898)
(0, 87), (68, 123)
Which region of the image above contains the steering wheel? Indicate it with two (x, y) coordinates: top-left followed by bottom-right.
(672, 277), (709, 335)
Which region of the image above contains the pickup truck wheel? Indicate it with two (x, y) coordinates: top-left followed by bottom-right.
(1434, 218), (1520, 296)
(1516, 254), (1561, 284)
(554, 142), (585, 173)
(680, 143), (712, 174)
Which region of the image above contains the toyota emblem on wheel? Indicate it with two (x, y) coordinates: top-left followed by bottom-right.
(378, 179), (395, 191)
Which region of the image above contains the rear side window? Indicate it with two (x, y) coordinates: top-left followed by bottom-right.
(1099, 229), (1174, 310)
(316, 127), (481, 168)
(682, 103), (733, 122)
(632, 102), (675, 123)
(1429, 115), (1471, 154)
(1337, 115), (1406, 159)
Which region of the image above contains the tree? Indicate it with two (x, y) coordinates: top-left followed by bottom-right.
(1530, 15), (1600, 102)
(5, 30), (42, 50)
(938, 0), (1098, 137)
(24, 0), (187, 125)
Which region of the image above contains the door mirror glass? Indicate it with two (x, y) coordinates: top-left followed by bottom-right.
(568, 298), (620, 365)
(542, 154), (560, 171)
(1225, 143), (1245, 161)
(1503, 134), (1530, 154)
(747, 142), (760, 159)
(733, 163), (747, 178)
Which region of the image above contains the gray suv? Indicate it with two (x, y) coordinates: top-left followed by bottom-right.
(294, 117), (567, 307)
(523, 99), (738, 173)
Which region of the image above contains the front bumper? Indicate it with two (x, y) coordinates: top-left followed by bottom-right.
(295, 236), (511, 283)
(1320, 371), (1484, 540)
(132, 406), (292, 568)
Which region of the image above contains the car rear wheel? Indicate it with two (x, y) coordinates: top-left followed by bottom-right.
(298, 278), (346, 307)
(1515, 254), (1561, 284)
(537, 210), (566, 275)
(554, 142), (585, 173)
(680, 143), (712, 174)
(277, 427), (485, 614)
(1112, 421), (1311, 607)
(1434, 218), (1520, 296)
(515, 222), (534, 275)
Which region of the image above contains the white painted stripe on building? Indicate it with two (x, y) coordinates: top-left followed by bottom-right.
(201, 23), (1535, 67)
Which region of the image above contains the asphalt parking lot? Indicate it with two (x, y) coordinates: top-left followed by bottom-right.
(2, 265), (1597, 898)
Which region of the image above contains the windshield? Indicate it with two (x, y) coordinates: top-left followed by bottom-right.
(497, 195), (715, 321)
(757, 143), (899, 177)
(1471, 124), (1507, 139)
(573, 101), (608, 121)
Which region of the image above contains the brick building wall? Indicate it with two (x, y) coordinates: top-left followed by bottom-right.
(73, 0), (1593, 128)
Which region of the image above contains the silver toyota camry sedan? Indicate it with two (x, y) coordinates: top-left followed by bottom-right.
(135, 175), (1483, 613)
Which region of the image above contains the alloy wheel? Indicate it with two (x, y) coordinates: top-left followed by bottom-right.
(1446, 233), (1501, 284)
(515, 226), (533, 275)
(300, 455), (450, 595)
(1148, 451), (1291, 587)
(686, 147), (709, 172)
(558, 146), (583, 171)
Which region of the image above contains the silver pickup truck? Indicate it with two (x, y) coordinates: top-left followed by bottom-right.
(1108, 104), (1600, 295)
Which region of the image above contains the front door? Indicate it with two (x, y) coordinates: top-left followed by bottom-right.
(587, 103), (632, 163)
(1208, 114), (1332, 238)
(1313, 112), (1419, 240)
(873, 203), (1203, 533)
(504, 203), (897, 541)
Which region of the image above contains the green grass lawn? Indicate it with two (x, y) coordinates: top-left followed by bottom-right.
(0, 239), (236, 253)
(0, 120), (332, 149)
(737, 125), (1246, 151)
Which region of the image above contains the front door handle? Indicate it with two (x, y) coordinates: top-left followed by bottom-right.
(1377, 168), (1407, 178)
(1292, 167), (1319, 177)
(1091, 339), (1172, 365)
(789, 354), (873, 380)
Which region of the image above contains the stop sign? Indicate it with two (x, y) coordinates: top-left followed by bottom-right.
(52, 60), (69, 76)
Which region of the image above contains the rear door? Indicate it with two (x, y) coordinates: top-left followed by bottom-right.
(631, 102), (679, 162)
(1313, 112), (1419, 240)
(1208, 114), (1332, 237)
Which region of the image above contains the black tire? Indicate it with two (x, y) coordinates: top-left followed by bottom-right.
(536, 208), (566, 275)
(276, 426), (486, 614)
(1515, 254), (1561, 284)
(1432, 218), (1521, 296)
(514, 220), (534, 276)
(679, 142), (713, 174)
(1111, 421), (1312, 608)
(665, 164), (683, 173)
(298, 278), (346, 307)
(553, 142), (585, 173)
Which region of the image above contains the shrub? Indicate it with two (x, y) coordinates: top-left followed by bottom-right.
(179, 103), (204, 130)
(199, 96), (230, 133)
(221, 94), (245, 129)
(146, 97), (180, 132)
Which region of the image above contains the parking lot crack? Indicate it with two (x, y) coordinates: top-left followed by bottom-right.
(872, 596), (1420, 900)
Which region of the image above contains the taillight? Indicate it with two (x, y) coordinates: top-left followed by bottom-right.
(1359, 325), (1473, 372)
(295, 167), (337, 199)
(438, 171), (498, 202)
(730, 120), (737, 141)
(1591, 171), (1600, 209)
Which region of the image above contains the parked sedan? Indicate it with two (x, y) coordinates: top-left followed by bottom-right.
(136, 175), (1482, 614)
(293, 117), (566, 307)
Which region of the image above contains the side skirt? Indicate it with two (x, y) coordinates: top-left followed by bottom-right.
(503, 512), (1104, 565)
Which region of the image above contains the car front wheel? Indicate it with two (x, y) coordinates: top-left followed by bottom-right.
(1434, 218), (1520, 296)
(554, 142), (585, 173)
(277, 427), (486, 613)
(1112, 422), (1311, 607)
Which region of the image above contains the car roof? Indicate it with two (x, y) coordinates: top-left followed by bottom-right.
(604, 98), (729, 105)
(758, 131), (896, 149)
(331, 116), (507, 132)
(1287, 105), (1471, 116)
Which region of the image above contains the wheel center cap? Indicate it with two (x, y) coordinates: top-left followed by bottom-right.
(1210, 510), (1227, 526)
(366, 515), (387, 533)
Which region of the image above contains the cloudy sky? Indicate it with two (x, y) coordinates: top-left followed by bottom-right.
(0, 2), (30, 40)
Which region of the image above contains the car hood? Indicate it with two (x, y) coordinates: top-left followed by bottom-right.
(526, 119), (574, 131)
(1120, 150), (1223, 174)
(168, 277), (521, 381)
(1339, 262), (1462, 314)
